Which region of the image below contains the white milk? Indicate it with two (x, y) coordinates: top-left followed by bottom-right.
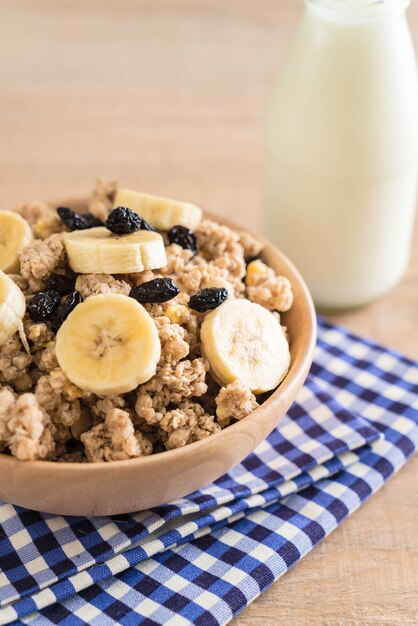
(263, 0), (418, 310)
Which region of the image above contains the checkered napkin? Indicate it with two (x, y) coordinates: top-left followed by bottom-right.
(0, 319), (417, 626)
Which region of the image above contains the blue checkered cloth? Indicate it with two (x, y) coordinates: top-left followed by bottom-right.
(0, 318), (417, 626)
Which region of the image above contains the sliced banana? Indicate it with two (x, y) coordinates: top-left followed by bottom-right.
(114, 188), (202, 231)
(64, 227), (167, 274)
(0, 270), (27, 347)
(55, 294), (161, 395)
(0, 211), (33, 273)
(201, 299), (290, 394)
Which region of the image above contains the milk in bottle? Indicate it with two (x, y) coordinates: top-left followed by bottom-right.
(263, 0), (418, 309)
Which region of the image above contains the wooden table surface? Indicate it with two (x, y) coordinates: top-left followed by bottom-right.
(1, 1), (417, 624)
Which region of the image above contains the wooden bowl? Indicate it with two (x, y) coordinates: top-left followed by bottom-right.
(0, 203), (316, 515)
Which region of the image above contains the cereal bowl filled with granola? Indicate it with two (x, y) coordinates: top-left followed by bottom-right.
(0, 180), (316, 515)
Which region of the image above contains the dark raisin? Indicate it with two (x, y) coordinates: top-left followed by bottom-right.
(245, 255), (261, 266)
(137, 218), (156, 232)
(106, 207), (156, 234)
(56, 207), (103, 231)
(46, 273), (76, 295)
(188, 287), (229, 313)
(168, 225), (198, 255)
(82, 214), (104, 228)
(28, 291), (61, 322)
(129, 278), (180, 303)
(51, 291), (83, 332)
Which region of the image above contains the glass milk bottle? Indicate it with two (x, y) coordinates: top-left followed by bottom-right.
(263, 0), (418, 310)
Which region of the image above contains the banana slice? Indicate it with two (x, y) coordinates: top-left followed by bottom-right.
(64, 227), (167, 274)
(0, 211), (33, 273)
(114, 188), (202, 231)
(0, 270), (27, 347)
(201, 299), (290, 394)
(55, 294), (161, 395)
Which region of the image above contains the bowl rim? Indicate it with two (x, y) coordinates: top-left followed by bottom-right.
(0, 205), (317, 471)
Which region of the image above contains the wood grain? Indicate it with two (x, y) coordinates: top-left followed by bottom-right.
(0, 0), (417, 622)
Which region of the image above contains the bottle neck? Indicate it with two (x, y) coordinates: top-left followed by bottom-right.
(305, 0), (410, 21)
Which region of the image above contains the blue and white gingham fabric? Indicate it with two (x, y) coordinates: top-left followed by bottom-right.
(0, 317), (417, 626)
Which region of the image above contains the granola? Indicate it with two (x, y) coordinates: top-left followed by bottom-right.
(0, 336), (32, 391)
(15, 200), (64, 240)
(0, 179), (293, 462)
(75, 273), (131, 298)
(20, 233), (66, 282)
(0, 388), (55, 460)
(88, 177), (118, 223)
(216, 380), (259, 428)
(246, 259), (293, 312)
(162, 400), (220, 450)
(81, 408), (152, 462)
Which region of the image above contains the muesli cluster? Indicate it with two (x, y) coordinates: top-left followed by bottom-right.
(0, 180), (293, 462)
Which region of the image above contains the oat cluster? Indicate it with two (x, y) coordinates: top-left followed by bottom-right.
(0, 179), (293, 462)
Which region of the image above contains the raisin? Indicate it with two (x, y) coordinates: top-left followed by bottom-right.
(46, 273), (76, 295)
(56, 207), (103, 231)
(51, 291), (83, 332)
(245, 255), (261, 266)
(106, 207), (156, 234)
(28, 291), (61, 322)
(129, 278), (180, 303)
(188, 287), (228, 312)
(168, 225), (198, 255)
